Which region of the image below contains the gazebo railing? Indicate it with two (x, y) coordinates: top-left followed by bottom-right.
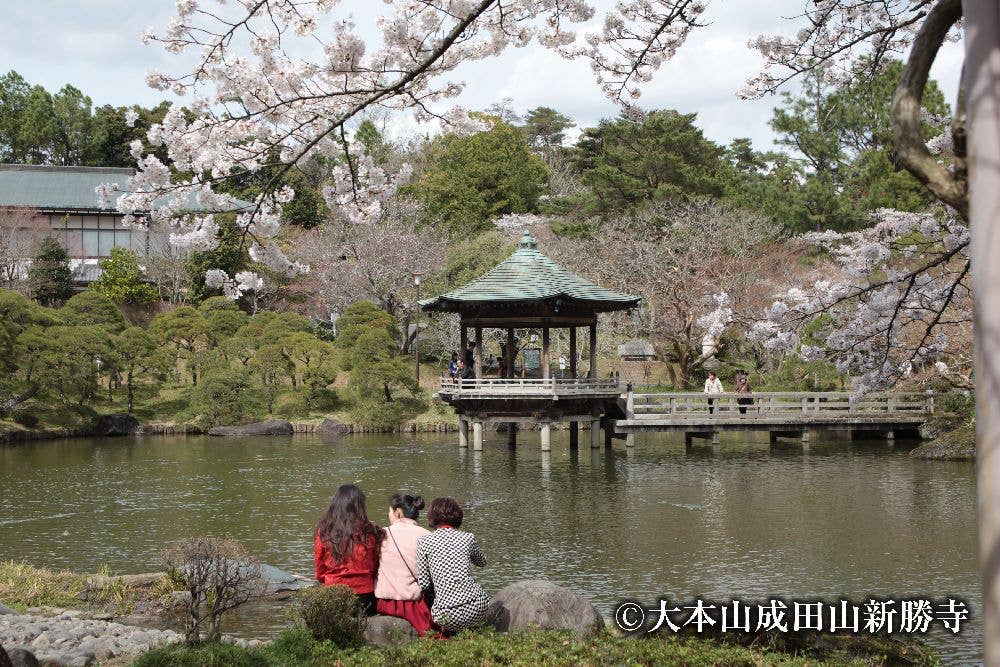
(439, 377), (622, 395)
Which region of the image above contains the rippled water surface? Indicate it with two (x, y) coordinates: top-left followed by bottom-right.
(0, 431), (979, 663)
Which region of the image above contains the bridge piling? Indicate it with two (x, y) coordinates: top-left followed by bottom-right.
(458, 418), (469, 448)
(472, 421), (483, 451)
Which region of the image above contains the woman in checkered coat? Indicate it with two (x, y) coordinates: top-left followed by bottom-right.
(415, 497), (490, 633)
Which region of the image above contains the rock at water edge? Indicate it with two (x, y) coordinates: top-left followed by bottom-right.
(315, 418), (350, 436)
(93, 414), (142, 436)
(363, 616), (419, 647)
(487, 580), (604, 635)
(208, 420), (294, 437)
(909, 424), (975, 461)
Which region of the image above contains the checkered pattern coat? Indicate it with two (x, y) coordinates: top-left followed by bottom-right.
(415, 528), (490, 631)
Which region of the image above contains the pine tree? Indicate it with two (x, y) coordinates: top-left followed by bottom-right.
(27, 237), (71, 306)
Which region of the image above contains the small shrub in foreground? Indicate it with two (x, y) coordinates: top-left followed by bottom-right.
(297, 585), (367, 646)
(163, 537), (264, 644)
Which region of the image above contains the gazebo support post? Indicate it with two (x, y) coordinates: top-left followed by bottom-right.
(474, 327), (483, 378)
(507, 423), (516, 448)
(540, 420), (551, 452)
(460, 325), (468, 371)
(590, 418), (600, 449)
(505, 328), (515, 378)
(472, 420), (483, 451)
(569, 327), (577, 378)
(569, 327), (579, 448)
(542, 327), (550, 380)
(458, 417), (468, 448)
(588, 323), (597, 379)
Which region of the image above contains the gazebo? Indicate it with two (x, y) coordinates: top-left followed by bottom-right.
(420, 231), (640, 451)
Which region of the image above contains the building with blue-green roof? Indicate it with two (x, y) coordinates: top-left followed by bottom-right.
(0, 163), (240, 287)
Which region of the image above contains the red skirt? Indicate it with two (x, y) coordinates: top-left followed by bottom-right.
(376, 597), (436, 636)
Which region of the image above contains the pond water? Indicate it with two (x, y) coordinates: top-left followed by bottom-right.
(0, 431), (980, 663)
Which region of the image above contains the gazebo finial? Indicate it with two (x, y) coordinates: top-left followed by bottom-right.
(518, 229), (538, 250)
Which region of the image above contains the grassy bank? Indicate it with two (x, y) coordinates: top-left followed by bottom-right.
(134, 627), (928, 667)
(0, 561), (177, 614)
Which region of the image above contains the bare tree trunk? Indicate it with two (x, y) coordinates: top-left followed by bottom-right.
(965, 3), (1000, 663)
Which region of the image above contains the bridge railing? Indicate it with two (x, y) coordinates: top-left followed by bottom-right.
(627, 391), (934, 419)
(440, 377), (622, 396)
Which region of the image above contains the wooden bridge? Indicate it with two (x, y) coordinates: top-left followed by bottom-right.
(436, 378), (934, 449)
(616, 389), (934, 447)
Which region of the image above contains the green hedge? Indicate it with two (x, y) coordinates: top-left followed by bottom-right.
(133, 628), (898, 667)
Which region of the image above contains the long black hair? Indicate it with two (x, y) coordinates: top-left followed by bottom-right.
(390, 493), (425, 520)
(316, 484), (382, 562)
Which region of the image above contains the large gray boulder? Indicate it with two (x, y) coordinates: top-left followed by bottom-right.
(487, 580), (604, 635)
(93, 414), (142, 436)
(259, 564), (315, 594)
(208, 420), (294, 437)
(315, 418), (350, 436)
(5, 647), (39, 667)
(364, 616), (419, 647)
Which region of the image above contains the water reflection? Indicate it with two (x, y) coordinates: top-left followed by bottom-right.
(0, 431), (980, 662)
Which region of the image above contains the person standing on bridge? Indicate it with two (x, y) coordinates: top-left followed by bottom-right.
(735, 374), (753, 415)
(704, 371), (724, 414)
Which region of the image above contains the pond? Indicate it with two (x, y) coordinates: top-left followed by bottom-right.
(0, 431), (979, 663)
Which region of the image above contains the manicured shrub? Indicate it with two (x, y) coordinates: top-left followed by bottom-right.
(297, 585), (367, 647)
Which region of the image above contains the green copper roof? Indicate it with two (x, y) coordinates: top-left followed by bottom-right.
(420, 231), (640, 313)
(0, 164), (249, 212)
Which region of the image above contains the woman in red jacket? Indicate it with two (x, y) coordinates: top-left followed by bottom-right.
(314, 484), (382, 615)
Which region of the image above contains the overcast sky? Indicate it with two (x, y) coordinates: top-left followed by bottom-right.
(0, 1), (965, 151)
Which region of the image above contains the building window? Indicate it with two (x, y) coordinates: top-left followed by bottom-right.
(47, 213), (162, 259)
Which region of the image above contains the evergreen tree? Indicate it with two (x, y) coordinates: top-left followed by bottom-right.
(27, 237), (72, 306)
(571, 110), (728, 215)
(406, 118), (549, 235)
(90, 247), (159, 305)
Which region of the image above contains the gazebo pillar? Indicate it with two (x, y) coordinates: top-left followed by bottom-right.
(506, 327), (516, 447)
(569, 327), (579, 448)
(460, 325), (468, 370)
(505, 328), (515, 378)
(588, 322), (597, 379)
(473, 420), (483, 451)
(540, 420), (551, 452)
(474, 326), (483, 378)
(541, 327), (550, 380)
(590, 417), (601, 448)
(458, 417), (468, 448)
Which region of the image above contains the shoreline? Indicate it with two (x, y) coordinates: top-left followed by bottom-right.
(0, 419), (461, 446)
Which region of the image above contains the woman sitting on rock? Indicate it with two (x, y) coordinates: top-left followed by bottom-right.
(374, 493), (435, 635)
(314, 484), (382, 615)
(415, 497), (490, 634)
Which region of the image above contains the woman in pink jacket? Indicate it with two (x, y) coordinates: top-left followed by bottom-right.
(374, 493), (435, 635)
